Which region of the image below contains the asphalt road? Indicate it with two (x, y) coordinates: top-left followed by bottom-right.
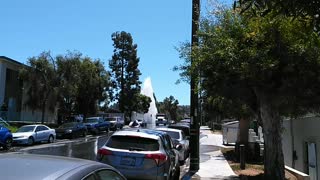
(0, 127), (221, 179)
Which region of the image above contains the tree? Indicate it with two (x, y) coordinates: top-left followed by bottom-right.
(134, 94), (152, 113)
(19, 51), (59, 124)
(235, 0), (320, 32)
(177, 7), (320, 179)
(158, 96), (179, 120)
(76, 57), (110, 118)
(109, 31), (142, 122)
(56, 51), (82, 118)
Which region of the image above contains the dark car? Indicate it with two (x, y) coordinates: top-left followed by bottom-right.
(55, 122), (87, 139)
(0, 153), (126, 180)
(156, 127), (189, 165)
(0, 124), (12, 150)
(84, 117), (110, 135)
(97, 129), (180, 180)
(104, 116), (124, 131)
(168, 123), (190, 139)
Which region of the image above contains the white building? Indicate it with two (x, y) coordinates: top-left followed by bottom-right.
(0, 56), (56, 123)
(282, 115), (319, 180)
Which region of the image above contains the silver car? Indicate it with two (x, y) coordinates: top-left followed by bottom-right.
(0, 153), (126, 180)
(156, 127), (189, 165)
(97, 129), (180, 180)
(13, 124), (56, 145)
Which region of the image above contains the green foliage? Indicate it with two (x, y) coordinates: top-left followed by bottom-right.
(177, 5), (320, 179)
(19, 51), (59, 123)
(76, 57), (110, 117)
(236, 0), (320, 32)
(157, 96), (179, 120)
(56, 51), (82, 117)
(109, 31), (143, 121)
(20, 51), (111, 121)
(134, 94), (151, 113)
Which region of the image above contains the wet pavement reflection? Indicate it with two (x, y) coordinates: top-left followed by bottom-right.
(21, 134), (110, 161)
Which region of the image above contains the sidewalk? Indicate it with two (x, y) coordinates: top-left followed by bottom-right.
(183, 126), (238, 180)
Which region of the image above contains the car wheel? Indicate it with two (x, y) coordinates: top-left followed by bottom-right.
(173, 164), (180, 180)
(82, 130), (87, 137)
(120, 125), (123, 129)
(3, 138), (12, 150)
(48, 135), (54, 143)
(179, 160), (185, 166)
(28, 137), (34, 146)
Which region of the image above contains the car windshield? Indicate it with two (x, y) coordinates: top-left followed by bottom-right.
(106, 136), (159, 151)
(161, 130), (180, 140)
(105, 117), (116, 121)
(86, 118), (99, 123)
(168, 126), (190, 136)
(59, 123), (75, 128)
(17, 126), (36, 132)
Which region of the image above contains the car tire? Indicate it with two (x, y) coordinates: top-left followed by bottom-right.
(120, 125), (123, 130)
(82, 131), (87, 137)
(3, 137), (12, 150)
(48, 135), (54, 143)
(28, 137), (34, 146)
(173, 164), (180, 180)
(179, 160), (185, 166)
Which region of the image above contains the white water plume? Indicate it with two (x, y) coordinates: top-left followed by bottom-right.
(141, 77), (158, 129)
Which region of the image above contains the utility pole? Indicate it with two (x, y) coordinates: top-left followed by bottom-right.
(190, 0), (200, 172)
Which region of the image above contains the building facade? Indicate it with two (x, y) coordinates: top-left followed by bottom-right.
(282, 115), (319, 180)
(0, 56), (56, 123)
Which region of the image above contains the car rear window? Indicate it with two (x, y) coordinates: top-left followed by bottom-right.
(162, 131), (180, 140)
(106, 136), (159, 151)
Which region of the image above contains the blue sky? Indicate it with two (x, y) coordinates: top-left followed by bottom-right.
(1, 0), (231, 105)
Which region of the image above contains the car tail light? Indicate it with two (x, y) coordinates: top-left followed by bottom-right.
(98, 148), (113, 155)
(145, 153), (167, 166)
(97, 148), (112, 160)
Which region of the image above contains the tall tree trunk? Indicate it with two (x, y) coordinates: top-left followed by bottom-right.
(237, 118), (250, 144)
(41, 100), (46, 124)
(259, 92), (285, 180)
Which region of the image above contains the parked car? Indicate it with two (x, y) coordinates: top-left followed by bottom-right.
(84, 117), (110, 134)
(97, 129), (180, 180)
(180, 118), (191, 124)
(0, 124), (12, 150)
(168, 123), (190, 139)
(55, 122), (87, 139)
(156, 127), (189, 165)
(12, 124), (56, 145)
(104, 116), (124, 131)
(0, 153), (126, 180)
(155, 117), (168, 126)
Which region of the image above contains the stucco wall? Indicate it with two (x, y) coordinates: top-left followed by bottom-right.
(283, 116), (320, 178)
(0, 57), (57, 123)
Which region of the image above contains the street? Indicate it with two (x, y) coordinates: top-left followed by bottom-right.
(0, 127), (231, 179)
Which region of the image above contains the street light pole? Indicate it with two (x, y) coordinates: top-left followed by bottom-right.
(190, 0), (200, 172)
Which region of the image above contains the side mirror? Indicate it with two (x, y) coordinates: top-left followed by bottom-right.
(175, 144), (183, 151)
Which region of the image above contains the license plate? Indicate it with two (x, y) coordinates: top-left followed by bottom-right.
(120, 157), (136, 166)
